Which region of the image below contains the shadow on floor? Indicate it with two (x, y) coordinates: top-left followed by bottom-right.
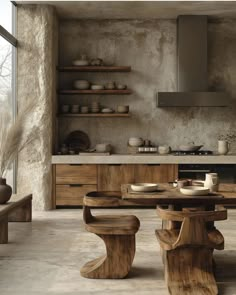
(128, 266), (164, 279)
(215, 250), (236, 294)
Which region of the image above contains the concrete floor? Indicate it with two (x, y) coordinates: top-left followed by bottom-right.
(0, 208), (236, 295)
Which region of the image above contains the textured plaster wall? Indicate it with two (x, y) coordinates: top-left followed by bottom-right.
(17, 5), (58, 210)
(59, 19), (236, 153)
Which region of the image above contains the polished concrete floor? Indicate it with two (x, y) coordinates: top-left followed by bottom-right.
(0, 208), (236, 294)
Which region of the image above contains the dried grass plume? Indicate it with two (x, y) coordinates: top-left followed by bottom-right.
(0, 100), (37, 178)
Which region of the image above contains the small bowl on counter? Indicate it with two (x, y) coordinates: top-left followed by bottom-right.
(95, 143), (112, 153)
(128, 137), (144, 147)
(158, 145), (171, 154)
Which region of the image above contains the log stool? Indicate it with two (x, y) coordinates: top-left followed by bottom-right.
(155, 205), (227, 295)
(80, 191), (140, 279)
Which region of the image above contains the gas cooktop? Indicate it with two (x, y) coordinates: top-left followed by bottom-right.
(172, 150), (213, 156)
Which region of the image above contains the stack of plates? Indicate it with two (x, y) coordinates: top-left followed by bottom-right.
(180, 186), (210, 196)
(74, 80), (90, 90)
(91, 101), (100, 113)
(131, 183), (158, 192)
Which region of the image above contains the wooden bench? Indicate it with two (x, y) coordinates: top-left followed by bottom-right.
(0, 194), (32, 244)
(80, 191), (140, 279)
(156, 205), (227, 295)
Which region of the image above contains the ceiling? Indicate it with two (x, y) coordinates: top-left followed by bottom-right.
(15, 1), (236, 19)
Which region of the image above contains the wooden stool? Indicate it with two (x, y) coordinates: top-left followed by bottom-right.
(80, 191), (140, 279)
(156, 205), (227, 295)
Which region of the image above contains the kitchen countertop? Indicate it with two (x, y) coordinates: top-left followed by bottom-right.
(51, 154), (236, 164)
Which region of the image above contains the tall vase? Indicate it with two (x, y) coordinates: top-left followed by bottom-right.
(0, 178), (12, 204)
(218, 140), (229, 155)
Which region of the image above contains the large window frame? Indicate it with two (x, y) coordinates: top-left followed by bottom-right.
(0, 2), (17, 192)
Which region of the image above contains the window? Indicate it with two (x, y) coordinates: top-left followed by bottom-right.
(0, 1), (17, 190)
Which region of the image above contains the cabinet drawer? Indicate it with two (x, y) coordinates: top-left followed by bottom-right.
(56, 164), (97, 184)
(56, 184), (97, 206)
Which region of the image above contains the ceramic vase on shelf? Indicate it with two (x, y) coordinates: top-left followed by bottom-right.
(0, 178), (12, 204)
(218, 140), (229, 155)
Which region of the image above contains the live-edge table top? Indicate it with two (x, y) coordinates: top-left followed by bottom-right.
(121, 183), (236, 206)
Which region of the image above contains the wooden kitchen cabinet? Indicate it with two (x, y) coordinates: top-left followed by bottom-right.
(97, 164), (135, 191)
(56, 184), (97, 206)
(54, 164), (97, 207)
(56, 164), (97, 184)
(135, 164), (178, 183)
(97, 164), (178, 191)
(53, 164), (178, 207)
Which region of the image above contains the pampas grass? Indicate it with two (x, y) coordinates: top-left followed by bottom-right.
(0, 100), (37, 178)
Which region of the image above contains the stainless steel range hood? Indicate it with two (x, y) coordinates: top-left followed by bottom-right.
(157, 16), (229, 107)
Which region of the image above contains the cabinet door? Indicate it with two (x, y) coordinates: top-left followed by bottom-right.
(135, 164), (178, 183)
(97, 164), (135, 191)
(56, 184), (97, 206)
(56, 164), (97, 184)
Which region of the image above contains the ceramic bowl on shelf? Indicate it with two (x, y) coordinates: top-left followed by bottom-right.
(180, 186), (210, 196)
(91, 84), (104, 90)
(61, 104), (70, 113)
(71, 105), (79, 113)
(72, 60), (89, 66)
(116, 84), (127, 90)
(101, 108), (114, 113)
(105, 81), (116, 90)
(74, 80), (90, 90)
(131, 183), (158, 192)
(117, 105), (129, 113)
(80, 106), (89, 113)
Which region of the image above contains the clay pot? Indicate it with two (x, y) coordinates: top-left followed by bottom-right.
(0, 178), (12, 204)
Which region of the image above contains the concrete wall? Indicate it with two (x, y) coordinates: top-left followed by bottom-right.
(59, 19), (236, 153)
(17, 5), (58, 210)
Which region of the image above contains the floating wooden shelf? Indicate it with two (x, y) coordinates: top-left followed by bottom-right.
(58, 66), (131, 72)
(58, 113), (131, 118)
(58, 89), (132, 95)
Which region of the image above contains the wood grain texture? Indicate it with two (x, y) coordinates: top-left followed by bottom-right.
(0, 216), (8, 244)
(80, 234), (136, 279)
(135, 164), (178, 183)
(164, 247), (217, 295)
(56, 184), (97, 206)
(0, 194), (32, 218)
(56, 164), (97, 185)
(81, 194), (140, 279)
(97, 164), (135, 191)
(51, 165), (56, 209)
(156, 206), (227, 295)
(121, 183), (236, 205)
(8, 199), (32, 222)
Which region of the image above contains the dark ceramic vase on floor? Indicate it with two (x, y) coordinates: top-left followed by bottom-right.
(0, 178), (12, 204)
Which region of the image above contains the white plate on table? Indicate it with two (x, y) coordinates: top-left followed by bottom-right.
(180, 186), (210, 196)
(131, 183), (158, 192)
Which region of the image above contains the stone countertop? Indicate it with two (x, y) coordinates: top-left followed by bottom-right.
(51, 154), (236, 164)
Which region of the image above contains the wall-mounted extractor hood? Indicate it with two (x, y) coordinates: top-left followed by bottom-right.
(157, 15), (229, 107)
